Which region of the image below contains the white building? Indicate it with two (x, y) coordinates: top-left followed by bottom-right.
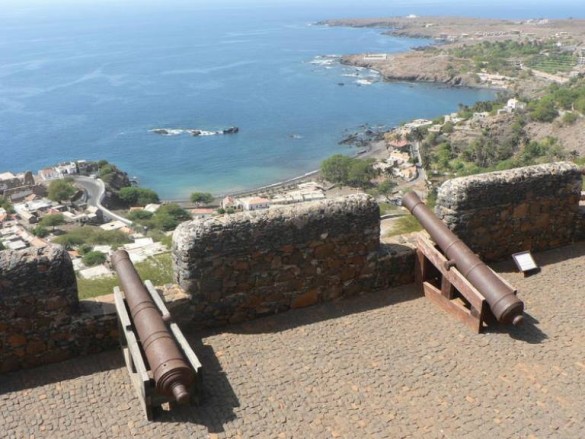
(240, 197), (271, 211)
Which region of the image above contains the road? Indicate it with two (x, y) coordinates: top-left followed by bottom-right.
(72, 176), (132, 226)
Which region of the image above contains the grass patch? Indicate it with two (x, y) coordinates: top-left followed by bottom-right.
(385, 215), (422, 237)
(379, 202), (399, 215)
(76, 253), (174, 299)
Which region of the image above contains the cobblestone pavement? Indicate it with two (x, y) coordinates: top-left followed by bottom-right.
(1, 242), (584, 438)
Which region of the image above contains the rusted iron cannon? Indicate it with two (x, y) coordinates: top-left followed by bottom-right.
(403, 192), (524, 326)
(111, 250), (194, 404)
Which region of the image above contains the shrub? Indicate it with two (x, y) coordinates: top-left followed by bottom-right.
(190, 192), (214, 204)
(47, 180), (76, 202)
(82, 251), (106, 266)
(118, 187), (160, 206)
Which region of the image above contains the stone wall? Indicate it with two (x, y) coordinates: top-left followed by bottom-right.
(435, 162), (583, 261)
(173, 194), (415, 327)
(0, 246), (118, 373)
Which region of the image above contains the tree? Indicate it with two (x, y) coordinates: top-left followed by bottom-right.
(321, 154), (352, 185)
(118, 187), (159, 206)
(190, 192), (214, 205)
(528, 96), (558, 122)
(441, 121), (454, 134)
(47, 179), (76, 202)
(376, 179), (397, 202)
(321, 155), (375, 188)
(32, 226), (49, 238)
(82, 251), (106, 267)
(0, 241), (4, 251)
(127, 210), (154, 222)
(0, 196), (14, 213)
(347, 159), (375, 187)
(152, 203), (191, 231)
(40, 213), (65, 231)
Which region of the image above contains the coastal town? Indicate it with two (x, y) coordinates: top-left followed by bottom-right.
(3, 3), (585, 438)
(0, 11), (583, 308)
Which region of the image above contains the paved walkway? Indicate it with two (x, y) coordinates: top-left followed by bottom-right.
(2, 242), (584, 438)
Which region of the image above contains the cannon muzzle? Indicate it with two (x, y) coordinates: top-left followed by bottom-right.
(111, 250), (194, 403)
(403, 192), (524, 325)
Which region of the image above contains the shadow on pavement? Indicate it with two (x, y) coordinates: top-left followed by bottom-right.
(153, 339), (239, 432)
(214, 283), (421, 336)
(0, 349), (124, 395)
(492, 240), (585, 274)
(484, 312), (548, 344)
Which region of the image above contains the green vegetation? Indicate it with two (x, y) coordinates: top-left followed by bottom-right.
(126, 203), (191, 232)
(54, 226), (131, 249)
(385, 215), (422, 237)
(47, 179), (76, 202)
(321, 154), (376, 187)
(39, 213), (65, 230)
(450, 40), (576, 75)
(378, 202), (399, 215)
(32, 225), (49, 238)
(118, 187), (160, 206)
(526, 78), (585, 122)
(190, 192), (214, 204)
(0, 196), (14, 213)
(562, 111), (578, 125)
(97, 160), (124, 186)
(373, 179), (397, 202)
(76, 253), (173, 299)
(0, 241), (4, 251)
(82, 250), (107, 266)
(527, 96), (558, 122)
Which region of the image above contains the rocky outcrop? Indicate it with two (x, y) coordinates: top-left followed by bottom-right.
(150, 127), (240, 136)
(340, 53), (476, 87)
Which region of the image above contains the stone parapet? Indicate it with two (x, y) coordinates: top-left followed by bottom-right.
(0, 246), (118, 373)
(435, 162), (583, 261)
(173, 194), (415, 327)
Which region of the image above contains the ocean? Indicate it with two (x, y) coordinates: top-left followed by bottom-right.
(1, 0), (583, 200)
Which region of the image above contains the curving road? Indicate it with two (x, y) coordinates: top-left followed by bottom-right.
(72, 176), (133, 225)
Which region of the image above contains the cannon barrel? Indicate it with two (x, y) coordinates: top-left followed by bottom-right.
(111, 250), (194, 403)
(402, 192), (524, 325)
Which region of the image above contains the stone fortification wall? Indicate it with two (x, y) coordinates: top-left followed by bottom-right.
(173, 194), (414, 327)
(435, 162), (583, 261)
(0, 246), (118, 373)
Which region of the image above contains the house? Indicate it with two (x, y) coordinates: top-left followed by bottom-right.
(444, 113), (466, 124)
(191, 208), (215, 219)
(38, 168), (60, 181)
(221, 196), (240, 209)
(387, 139), (411, 150)
(505, 98), (526, 111)
(472, 112), (490, 123)
(100, 220), (128, 232)
(404, 119), (433, 129)
(401, 166), (418, 181)
(240, 197), (270, 211)
(54, 162), (78, 176)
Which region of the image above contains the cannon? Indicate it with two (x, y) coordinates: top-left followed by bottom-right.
(111, 250), (195, 404)
(403, 192), (524, 326)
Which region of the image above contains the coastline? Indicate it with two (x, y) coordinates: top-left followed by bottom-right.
(168, 139), (389, 204)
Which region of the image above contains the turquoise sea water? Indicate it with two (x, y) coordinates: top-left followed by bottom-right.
(1, 1), (583, 199)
